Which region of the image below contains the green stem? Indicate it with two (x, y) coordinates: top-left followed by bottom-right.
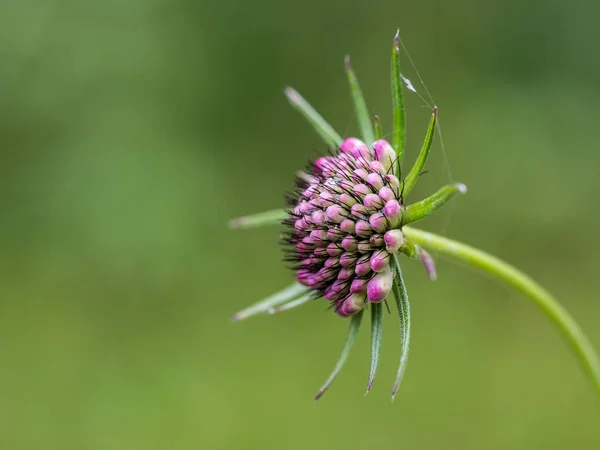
(403, 226), (600, 400)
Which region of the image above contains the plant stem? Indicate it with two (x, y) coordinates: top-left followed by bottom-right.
(403, 226), (600, 400)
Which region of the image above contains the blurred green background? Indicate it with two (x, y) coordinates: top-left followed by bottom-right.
(1, 0), (599, 448)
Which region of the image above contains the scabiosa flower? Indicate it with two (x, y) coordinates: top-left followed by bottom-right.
(283, 137), (407, 317)
(229, 31), (600, 402)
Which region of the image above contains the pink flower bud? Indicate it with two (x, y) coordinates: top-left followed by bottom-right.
(340, 219), (355, 234)
(350, 278), (368, 293)
(372, 139), (396, 172)
(369, 212), (387, 234)
(326, 242), (343, 256)
(384, 229), (406, 253)
(340, 252), (358, 268)
(353, 183), (371, 198)
(370, 249), (390, 272)
(367, 267), (393, 303)
(337, 293), (367, 317)
(355, 220), (373, 238)
(355, 255), (372, 277)
(326, 204), (345, 223)
(341, 235), (358, 251)
(383, 199), (402, 227)
(366, 173), (384, 190)
(363, 193), (384, 210)
(378, 186), (396, 202)
(340, 138), (371, 160)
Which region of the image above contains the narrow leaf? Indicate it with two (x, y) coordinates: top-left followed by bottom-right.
(402, 107), (438, 197)
(232, 282), (308, 322)
(366, 302), (384, 393)
(268, 293), (314, 314)
(285, 87), (343, 147)
(228, 208), (287, 230)
(402, 183), (467, 225)
(391, 255), (411, 400)
(391, 30), (406, 172)
(345, 56), (374, 144)
(403, 226), (600, 401)
(315, 310), (364, 400)
(374, 115), (382, 140)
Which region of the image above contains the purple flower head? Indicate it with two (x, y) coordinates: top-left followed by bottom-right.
(282, 138), (406, 316)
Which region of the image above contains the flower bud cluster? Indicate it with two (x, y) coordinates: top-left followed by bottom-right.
(283, 137), (408, 316)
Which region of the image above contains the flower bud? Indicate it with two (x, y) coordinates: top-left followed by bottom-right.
(378, 186), (396, 202)
(350, 278), (368, 293)
(384, 229), (406, 253)
(370, 249), (390, 272)
(337, 293), (367, 317)
(340, 138), (370, 159)
(372, 139), (396, 172)
(341, 235), (358, 251)
(383, 199), (402, 227)
(355, 220), (373, 238)
(369, 212), (387, 234)
(367, 267), (393, 303)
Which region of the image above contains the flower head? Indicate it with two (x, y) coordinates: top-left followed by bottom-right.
(283, 138), (404, 316)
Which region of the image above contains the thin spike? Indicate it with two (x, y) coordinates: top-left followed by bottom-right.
(391, 30), (406, 173)
(228, 209), (288, 230)
(391, 255), (411, 400)
(402, 107), (438, 197)
(402, 183), (467, 225)
(345, 56), (374, 144)
(232, 283), (308, 322)
(366, 302), (384, 393)
(285, 87), (343, 147)
(315, 310), (364, 400)
(269, 293), (314, 314)
(374, 115), (382, 140)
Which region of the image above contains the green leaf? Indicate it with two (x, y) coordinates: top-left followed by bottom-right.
(402, 107), (437, 197)
(268, 293), (314, 314)
(345, 56), (374, 144)
(285, 87), (343, 147)
(403, 226), (600, 401)
(402, 183), (467, 225)
(391, 255), (411, 400)
(315, 310), (364, 400)
(228, 208), (287, 230)
(391, 30), (406, 173)
(366, 302), (384, 393)
(232, 282), (308, 322)
(374, 115), (382, 140)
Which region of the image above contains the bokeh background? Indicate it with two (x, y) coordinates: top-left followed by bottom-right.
(1, 0), (599, 449)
